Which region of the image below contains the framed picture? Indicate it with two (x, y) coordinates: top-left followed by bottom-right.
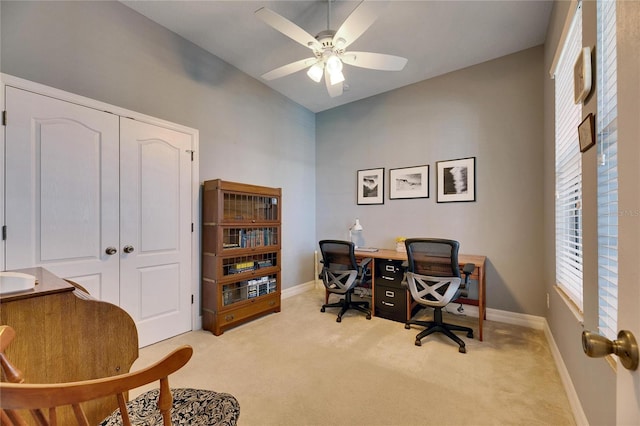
(436, 157), (476, 203)
(357, 168), (384, 205)
(578, 113), (595, 153)
(389, 165), (429, 200)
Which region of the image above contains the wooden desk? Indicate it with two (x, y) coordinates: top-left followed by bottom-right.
(0, 267), (138, 424)
(355, 249), (487, 341)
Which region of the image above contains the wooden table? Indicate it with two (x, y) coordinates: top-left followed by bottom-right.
(355, 249), (487, 341)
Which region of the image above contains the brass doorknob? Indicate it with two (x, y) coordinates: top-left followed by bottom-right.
(123, 245), (135, 254)
(582, 330), (639, 371)
(105, 247), (117, 255)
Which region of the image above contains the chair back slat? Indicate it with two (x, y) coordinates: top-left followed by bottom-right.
(116, 392), (133, 426)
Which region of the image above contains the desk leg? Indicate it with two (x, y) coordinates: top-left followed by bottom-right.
(478, 264), (485, 341)
(370, 258), (376, 318)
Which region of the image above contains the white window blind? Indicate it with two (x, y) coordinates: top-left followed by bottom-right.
(554, 2), (583, 310)
(597, 0), (618, 341)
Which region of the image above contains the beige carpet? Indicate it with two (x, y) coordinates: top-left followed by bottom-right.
(134, 287), (575, 426)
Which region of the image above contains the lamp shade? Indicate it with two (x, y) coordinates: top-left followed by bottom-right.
(306, 63), (324, 83)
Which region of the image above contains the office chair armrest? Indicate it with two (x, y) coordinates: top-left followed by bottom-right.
(462, 263), (475, 280)
(357, 257), (372, 277)
(460, 263), (475, 296)
(358, 257), (372, 269)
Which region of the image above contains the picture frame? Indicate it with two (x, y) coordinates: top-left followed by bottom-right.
(389, 165), (429, 200)
(357, 168), (384, 205)
(578, 113), (596, 153)
(436, 157), (476, 203)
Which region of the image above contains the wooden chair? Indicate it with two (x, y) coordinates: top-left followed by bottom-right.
(0, 325), (240, 426)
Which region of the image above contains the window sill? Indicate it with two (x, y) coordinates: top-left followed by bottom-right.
(554, 285), (584, 325)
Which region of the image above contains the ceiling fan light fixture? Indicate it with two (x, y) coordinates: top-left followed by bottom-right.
(326, 54), (343, 73)
(307, 62), (324, 83)
(329, 69), (345, 85)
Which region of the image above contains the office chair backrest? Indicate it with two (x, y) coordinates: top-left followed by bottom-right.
(405, 238), (461, 278)
(319, 240), (358, 270)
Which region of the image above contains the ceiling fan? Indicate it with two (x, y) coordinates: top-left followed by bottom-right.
(255, 0), (408, 98)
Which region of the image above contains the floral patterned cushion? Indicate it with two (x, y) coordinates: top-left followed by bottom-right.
(99, 388), (240, 426)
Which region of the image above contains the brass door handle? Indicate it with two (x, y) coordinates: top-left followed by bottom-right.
(105, 247), (117, 255)
(582, 330), (639, 370)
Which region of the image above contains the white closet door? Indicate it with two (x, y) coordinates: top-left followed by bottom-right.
(5, 87), (121, 303)
(119, 118), (192, 347)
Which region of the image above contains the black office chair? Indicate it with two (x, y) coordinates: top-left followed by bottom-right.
(319, 240), (372, 322)
(404, 238), (475, 353)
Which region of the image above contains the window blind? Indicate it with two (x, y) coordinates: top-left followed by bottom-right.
(554, 2), (583, 310)
(597, 0), (618, 341)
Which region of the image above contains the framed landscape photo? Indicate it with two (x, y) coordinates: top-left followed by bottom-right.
(357, 168), (384, 205)
(389, 165), (429, 200)
(436, 157), (476, 203)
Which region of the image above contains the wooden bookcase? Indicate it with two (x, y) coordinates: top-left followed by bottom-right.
(201, 179), (282, 335)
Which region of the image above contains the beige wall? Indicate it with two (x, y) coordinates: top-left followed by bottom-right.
(0, 1), (317, 290)
(317, 46), (545, 315)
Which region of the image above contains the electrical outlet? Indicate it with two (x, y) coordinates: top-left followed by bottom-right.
(546, 293), (550, 309)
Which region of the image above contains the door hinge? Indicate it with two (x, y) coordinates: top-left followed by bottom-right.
(2, 226), (6, 241)
(186, 150), (194, 161)
(191, 223), (194, 232)
(191, 294), (194, 304)
(2, 111), (6, 126)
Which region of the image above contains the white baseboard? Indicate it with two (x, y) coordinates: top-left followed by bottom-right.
(444, 304), (546, 330)
(282, 280), (319, 299)
(543, 321), (588, 426)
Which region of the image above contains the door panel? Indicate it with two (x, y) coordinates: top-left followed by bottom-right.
(119, 118), (192, 347)
(5, 87), (120, 303)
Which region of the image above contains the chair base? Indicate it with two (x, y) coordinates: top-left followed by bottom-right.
(321, 291), (371, 322)
(405, 308), (473, 353)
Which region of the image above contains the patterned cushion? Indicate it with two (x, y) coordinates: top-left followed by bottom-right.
(99, 388), (240, 426)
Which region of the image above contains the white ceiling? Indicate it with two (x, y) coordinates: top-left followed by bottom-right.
(121, 0), (552, 113)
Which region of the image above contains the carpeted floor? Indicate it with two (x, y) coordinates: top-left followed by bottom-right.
(134, 287), (575, 425)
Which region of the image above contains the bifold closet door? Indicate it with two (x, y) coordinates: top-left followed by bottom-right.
(5, 87), (121, 303)
(119, 118), (192, 347)
(5, 87), (193, 347)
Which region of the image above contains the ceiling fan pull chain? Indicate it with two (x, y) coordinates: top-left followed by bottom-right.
(327, 0), (332, 30)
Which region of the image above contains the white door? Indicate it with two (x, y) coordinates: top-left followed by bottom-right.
(5, 87), (121, 302)
(5, 87), (194, 347)
(119, 118), (193, 347)
(616, 1), (640, 423)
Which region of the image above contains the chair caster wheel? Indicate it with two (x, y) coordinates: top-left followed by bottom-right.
(320, 307), (325, 312)
(459, 346), (467, 354)
(467, 331), (474, 338)
(414, 340), (422, 347)
(366, 314), (371, 320)
(404, 324), (410, 330)
(336, 316), (342, 323)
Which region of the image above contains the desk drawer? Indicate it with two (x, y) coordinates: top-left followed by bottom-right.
(375, 259), (406, 289)
(375, 285), (407, 322)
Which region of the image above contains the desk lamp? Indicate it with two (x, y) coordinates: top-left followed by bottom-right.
(349, 218), (363, 248)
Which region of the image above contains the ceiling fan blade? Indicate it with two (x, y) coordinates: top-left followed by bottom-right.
(255, 7), (321, 51)
(261, 57), (317, 81)
(341, 52), (407, 71)
(333, 1), (389, 49)
(325, 70), (343, 98)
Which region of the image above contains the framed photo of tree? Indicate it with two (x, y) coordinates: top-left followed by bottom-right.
(436, 157), (476, 203)
(357, 168), (384, 205)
